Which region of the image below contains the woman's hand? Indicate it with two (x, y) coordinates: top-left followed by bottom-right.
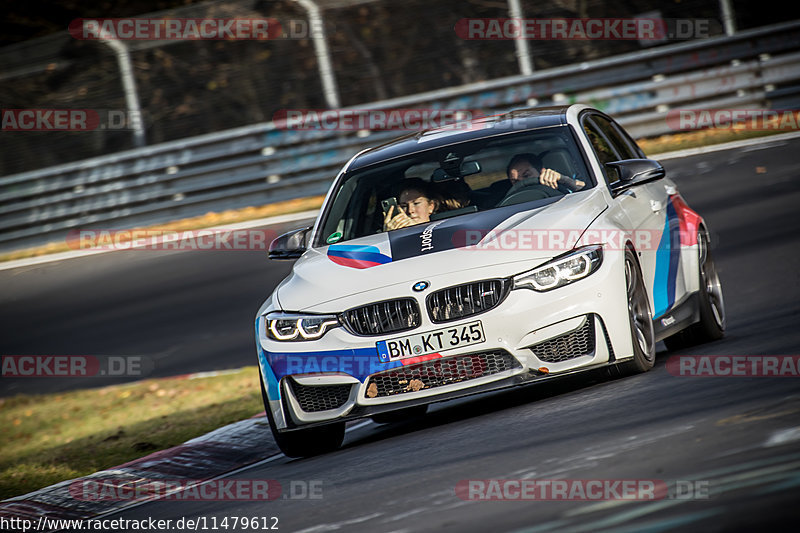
(383, 206), (414, 231)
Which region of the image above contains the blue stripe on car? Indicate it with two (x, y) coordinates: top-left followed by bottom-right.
(653, 202), (681, 318)
(255, 316), (281, 399)
(265, 346), (403, 383)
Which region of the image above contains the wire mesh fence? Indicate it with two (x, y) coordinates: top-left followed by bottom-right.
(0, 0), (794, 176)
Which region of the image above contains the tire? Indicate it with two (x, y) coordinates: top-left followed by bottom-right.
(619, 249), (656, 374)
(371, 405), (428, 424)
(664, 231), (726, 350)
(259, 375), (345, 458)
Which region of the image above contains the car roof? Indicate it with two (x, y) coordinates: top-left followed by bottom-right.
(348, 105), (573, 171)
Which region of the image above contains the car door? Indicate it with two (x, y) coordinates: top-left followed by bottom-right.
(579, 111), (670, 318)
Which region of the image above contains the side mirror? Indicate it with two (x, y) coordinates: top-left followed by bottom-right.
(606, 159), (665, 195)
(268, 226), (311, 260)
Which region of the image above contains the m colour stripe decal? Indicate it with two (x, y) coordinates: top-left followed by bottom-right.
(327, 244), (392, 269)
(670, 194), (702, 246)
(652, 199), (682, 318)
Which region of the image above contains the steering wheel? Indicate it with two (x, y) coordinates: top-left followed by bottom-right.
(498, 184), (561, 206)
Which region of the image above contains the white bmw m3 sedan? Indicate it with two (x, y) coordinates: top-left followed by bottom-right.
(255, 104), (725, 457)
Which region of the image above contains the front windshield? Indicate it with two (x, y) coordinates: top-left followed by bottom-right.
(316, 125), (593, 246)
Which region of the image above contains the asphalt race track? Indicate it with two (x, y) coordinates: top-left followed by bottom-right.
(0, 219), (306, 396)
(3, 136), (800, 531)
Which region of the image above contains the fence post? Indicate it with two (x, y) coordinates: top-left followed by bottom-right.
(97, 28), (146, 147)
(720, 0), (737, 36)
(294, 0), (341, 109)
(508, 0), (534, 75)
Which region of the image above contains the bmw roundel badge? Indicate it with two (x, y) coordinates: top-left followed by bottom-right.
(412, 281), (430, 292)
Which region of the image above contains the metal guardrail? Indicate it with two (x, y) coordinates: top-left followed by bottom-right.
(2, 20), (800, 252)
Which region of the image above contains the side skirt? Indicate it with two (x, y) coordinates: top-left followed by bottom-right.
(653, 292), (700, 342)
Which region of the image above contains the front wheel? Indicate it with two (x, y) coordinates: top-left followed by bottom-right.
(260, 375), (345, 458)
(619, 249), (656, 374)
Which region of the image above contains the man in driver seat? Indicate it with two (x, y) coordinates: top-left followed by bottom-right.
(491, 153), (586, 202)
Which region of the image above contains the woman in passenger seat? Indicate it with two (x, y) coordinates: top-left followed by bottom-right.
(383, 178), (441, 231)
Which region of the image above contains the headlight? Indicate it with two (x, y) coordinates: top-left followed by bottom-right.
(513, 245), (603, 292)
(265, 312), (340, 341)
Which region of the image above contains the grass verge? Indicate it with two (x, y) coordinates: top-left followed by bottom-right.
(0, 367), (263, 500)
(637, 125), (794, 156)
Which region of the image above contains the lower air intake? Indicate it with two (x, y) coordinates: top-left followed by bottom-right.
(288, 380), (352, 412)
(529, 315), (595, 363)
(365, 350), (520, 398)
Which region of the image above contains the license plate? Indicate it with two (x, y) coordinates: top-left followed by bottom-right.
(377, 320), (485, 362)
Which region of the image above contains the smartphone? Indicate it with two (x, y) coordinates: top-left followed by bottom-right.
(381, 197), (399, 217)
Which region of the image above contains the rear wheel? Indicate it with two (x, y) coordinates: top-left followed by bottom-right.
(619, 249), (656, 374)
(664, 231), (725, 350)
(260, 375), (345, 458)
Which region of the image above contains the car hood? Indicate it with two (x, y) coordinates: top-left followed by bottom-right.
(276, 189), (607, 311)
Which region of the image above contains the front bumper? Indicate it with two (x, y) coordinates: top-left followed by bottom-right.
(257, 249), (634, 431)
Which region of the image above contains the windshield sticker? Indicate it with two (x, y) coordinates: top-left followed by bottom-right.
(388, 204), (521, 262)
(326, 231), (343, 244)
(419, 221), (445, 252)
